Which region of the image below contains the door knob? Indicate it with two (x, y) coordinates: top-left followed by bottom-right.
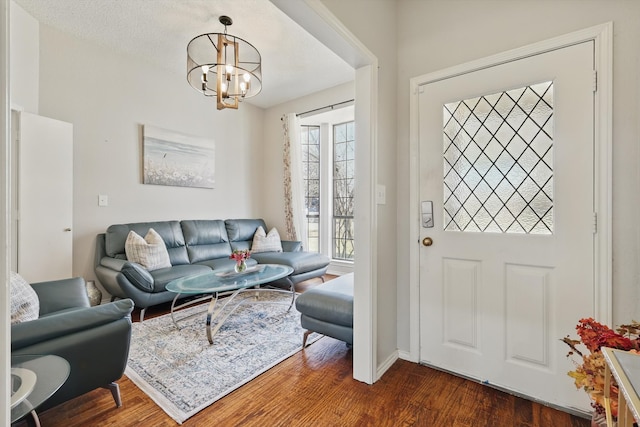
(422, 237), (433, 247)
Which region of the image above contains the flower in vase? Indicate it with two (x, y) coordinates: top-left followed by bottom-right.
(230, 249), (251, 266)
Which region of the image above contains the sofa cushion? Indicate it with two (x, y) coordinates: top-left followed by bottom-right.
(295, 273), (353, 327)
(149, 265), (213, 292)
(105, 221), (190, 265)
(181, 220), (232, 263)
(125, 229), (172, 271)
(10, 272), (39, 324)
(251, 226), (283, 253)
(251, 251), (329, 275)
(225, 219), (268, 242)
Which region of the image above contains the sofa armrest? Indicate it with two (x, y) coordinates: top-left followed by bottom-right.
(11, 299), (134, 351)
(100, 256), (128, 271)
(120, 262), (154, 292)
(281, 240), (302, 252)
(31, 277), (90, 315)
(101, 257), (154, 292)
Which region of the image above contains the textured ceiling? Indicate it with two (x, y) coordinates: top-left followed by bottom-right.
(14, 0), (355, 109)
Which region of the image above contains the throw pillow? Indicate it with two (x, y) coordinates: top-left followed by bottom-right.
(125, 228), (172, 271)
(251, 226), (283, 253)
(10, 271), (39, 324)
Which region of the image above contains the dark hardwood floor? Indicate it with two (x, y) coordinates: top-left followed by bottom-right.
(22, 276), (590, 427)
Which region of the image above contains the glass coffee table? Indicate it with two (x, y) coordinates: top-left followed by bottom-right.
(11, 354), (70, 427)
(166, 264), (295, 344)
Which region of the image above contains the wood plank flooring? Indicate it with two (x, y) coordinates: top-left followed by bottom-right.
(19, 277), (591, 427)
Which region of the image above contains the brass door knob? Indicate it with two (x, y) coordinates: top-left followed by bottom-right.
(422, 237), (433, 247)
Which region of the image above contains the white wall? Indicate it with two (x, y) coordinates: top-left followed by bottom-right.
(319, 0), (399, 368)
(396, 0), (640, 350)
(36, 25), (266, 289)
(9, 1), (38, 113)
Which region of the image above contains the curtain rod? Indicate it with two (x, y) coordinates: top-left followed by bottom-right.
(296, 99), (355, 118)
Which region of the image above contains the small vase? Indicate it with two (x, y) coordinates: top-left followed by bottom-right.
(86, 280), (102, 306)
(235, 260), (247, 273)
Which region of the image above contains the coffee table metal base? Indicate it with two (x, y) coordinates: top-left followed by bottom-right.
(170, 279), (296, 344)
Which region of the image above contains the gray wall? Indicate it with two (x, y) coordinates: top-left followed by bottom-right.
(395, 0), (640, 351)
(36, 25), (266, 288)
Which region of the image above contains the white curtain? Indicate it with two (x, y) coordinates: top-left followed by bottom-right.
(282, 113), (307, 247)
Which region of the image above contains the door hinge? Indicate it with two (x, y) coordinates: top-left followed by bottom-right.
(592, 70), (597, 92)
(592, 212), (598, 234)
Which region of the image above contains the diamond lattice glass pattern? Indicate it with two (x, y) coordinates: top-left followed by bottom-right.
(443, 81), (554, 234)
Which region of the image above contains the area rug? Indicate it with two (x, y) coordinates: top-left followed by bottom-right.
(125, 291), (319, 424)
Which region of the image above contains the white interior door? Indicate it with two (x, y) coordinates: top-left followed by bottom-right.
(17, 111), (73, 282)
(419, 42), (594, 411)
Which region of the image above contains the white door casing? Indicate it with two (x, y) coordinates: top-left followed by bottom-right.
(16, 111), (73, 282)
(416, 39), (603, 412)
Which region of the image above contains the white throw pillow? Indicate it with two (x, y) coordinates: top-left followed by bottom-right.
(10, 272), (39, 324)
(125, 228), (172, 271)
(251, 226), (283, 253)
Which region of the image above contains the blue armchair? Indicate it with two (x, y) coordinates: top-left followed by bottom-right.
(11, 277), (134, 411)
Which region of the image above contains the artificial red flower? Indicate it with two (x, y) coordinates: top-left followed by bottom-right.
(562, 318), (640, 420)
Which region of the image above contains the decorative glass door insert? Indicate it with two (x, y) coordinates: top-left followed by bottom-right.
(443, 81), (554, 234)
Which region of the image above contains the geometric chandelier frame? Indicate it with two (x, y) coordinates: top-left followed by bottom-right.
(187, 16), (262, 110)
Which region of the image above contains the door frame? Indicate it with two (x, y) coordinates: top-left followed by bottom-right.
(406, 23), (613, 364)
(270, 0), (379, 384)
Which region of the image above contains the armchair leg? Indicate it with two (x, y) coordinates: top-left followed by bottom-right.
(102, 382), (122, 408)
(302, 330), (312, 348)
(139, 308), (146, 323)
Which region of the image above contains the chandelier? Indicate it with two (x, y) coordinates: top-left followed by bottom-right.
(187, 16), (262, 110)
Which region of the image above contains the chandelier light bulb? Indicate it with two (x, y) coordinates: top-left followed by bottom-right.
(243, 73), (251, 82)
(201, 66), (208, 84)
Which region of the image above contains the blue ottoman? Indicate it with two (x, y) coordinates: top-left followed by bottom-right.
(295, 273), (353, 347)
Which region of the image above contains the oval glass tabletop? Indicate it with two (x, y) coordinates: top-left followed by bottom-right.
(166, 264), (294, 295)
(11, 354), (70, 423)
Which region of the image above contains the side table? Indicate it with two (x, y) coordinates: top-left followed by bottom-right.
(11, 354), (70, 427)
(602, 347), (640, 427)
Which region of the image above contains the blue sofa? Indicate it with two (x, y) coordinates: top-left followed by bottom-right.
(95, 218), (330, 320)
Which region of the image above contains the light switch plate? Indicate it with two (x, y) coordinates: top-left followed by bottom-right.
(98, 194), (108, 207)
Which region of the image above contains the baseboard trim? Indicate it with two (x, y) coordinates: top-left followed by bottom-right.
(376, 350), (399, 381)
(398, 350), (418, 363)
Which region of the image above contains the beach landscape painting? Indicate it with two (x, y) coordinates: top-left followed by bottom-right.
(143, 125), (215, 189)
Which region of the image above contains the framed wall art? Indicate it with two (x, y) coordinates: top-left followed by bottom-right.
(143, 125), (215, 189)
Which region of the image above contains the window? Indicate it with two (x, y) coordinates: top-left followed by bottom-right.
(301, 125), (320, 252)
(332, 121), (355, 260)
(443, 81), (554, 234)
(300, 107), (355, 266)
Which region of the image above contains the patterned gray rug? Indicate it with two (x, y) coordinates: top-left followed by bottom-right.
(125, 291), (319, 424)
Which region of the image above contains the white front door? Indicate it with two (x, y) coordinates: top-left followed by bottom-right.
(419, 42), (594, 411)
(16, 111), (73, 282)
